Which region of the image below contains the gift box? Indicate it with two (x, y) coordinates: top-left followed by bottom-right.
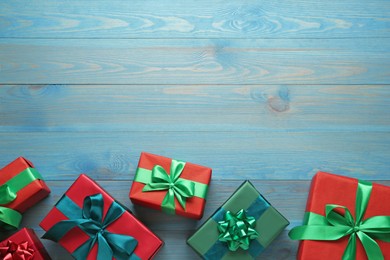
(187, 181), (289, 259)
(40, 174), (163, 260)
(289, 171), (390, 260)
(129, 152), (212, 219)
(0, 157), (51, 229)
(0, 227), (51, 260)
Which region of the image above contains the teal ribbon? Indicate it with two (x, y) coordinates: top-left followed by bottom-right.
(289, 180), (390, 260)
(142, 159), (195, 214)
(43, 194), (139, 260)
(0, 184), (22, 230)
(217, 209), (259, 251)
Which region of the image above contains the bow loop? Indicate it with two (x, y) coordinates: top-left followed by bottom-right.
(0, 184), (17, 205)
(0, 207), (22, 230)
(82, 194), (104, 222)
(151, 166), (171, 185)
(218, 209), (259, 251)
(325, 204), (356, 228)
(170, 159), (185, 182)
(173, 180), (195, 198)
(101, 198), (125, 229)
(360, 216), (390, 232)
(142, 159), (196, 214)
(0, 184), (22, 230)
(0, 167), (45, 230)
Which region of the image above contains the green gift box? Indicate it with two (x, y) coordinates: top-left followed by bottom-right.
(187, 181), (289, 259)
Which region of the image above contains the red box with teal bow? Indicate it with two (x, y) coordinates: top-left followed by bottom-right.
(0, 227), (51, 260)
(0, 157), (50, 230)
(289, 172), (390, 260)
(129, 152), (212, 219)
(40, 174), (163, 260)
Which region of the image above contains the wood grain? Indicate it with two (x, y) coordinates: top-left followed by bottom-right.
(0, 39), (389, 84)
(1, 84), (389, 132)
(0, 131), (389, 181)
(1, 0), (389, 259)
(1, 0), (389, 39)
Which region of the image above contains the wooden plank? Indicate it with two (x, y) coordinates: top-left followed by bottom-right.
(2, 179), (389, 259)
(1, 0), (389, 39)
(1, 84), (390, 132)
(0, 131), (389, 180)
(0, 39), (389, 84)
(26, 230), (297, 259)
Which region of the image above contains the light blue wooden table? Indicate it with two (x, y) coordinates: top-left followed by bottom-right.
(1, 1), (389, 259)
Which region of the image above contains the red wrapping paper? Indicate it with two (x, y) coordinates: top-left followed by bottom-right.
(0, 228), (51, 260)
(40, 174), (163, 260)
(0, 157), (50, 213)
(297, 171), (390, 260)
(129, 152), (212, 219)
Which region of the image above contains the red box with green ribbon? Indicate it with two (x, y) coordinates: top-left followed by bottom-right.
(0, 157), (51, 230)
(40, 174), (163, 260)
(0, 227), (51, 260)
(289, 172), (390, 260)
(187, 181), (289, 259)
(129, 152), (212, 219)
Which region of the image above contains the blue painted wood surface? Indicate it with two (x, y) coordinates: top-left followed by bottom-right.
(0, 0), (389, 259)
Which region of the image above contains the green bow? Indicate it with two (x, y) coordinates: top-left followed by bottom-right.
(218, 209), (259, 251)
(142, 159), (195, 214)
(289, 180), (390, 260)
(0, 184), (22, 230)
(43, 194), (139, 260)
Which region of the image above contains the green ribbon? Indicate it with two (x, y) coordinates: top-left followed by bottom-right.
(0, 184), (22, 230)
(218, 209), (259, 251)
(0, 184), (17, 204)
(289, 180), (390, 260)
(43, 194), (139, 260)
(142, 159), (196, 214)
(0, 167), (41, 230)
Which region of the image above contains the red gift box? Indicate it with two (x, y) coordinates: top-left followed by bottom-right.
(295, 171), (390, 260)
(40, 174), (163, 260)
(129, 152), (212, 219)
(0, 228), (51, 260)
(0, 157), (50, 213)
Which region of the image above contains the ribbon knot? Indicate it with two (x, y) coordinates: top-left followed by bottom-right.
(0, 184), (22, 230)
(217, 209), (259, 251)
(43, 194), (139, 260)
(352, 225), (360, 233)
(0, 240), (34, 260)
(289, 180), (390, 260)
(142, 159), (195, 214)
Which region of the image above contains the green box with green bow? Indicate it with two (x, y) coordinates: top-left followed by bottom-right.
(187, 181), (289, 259)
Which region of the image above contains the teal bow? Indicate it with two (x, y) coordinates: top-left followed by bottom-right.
(0, 184), (22, 230)
(43, 194), (139, 260)
(289, 180), (390, 260)
(218, 209), (259, 251)
(142, 159), (195, 214)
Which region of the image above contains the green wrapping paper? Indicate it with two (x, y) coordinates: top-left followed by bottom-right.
(187, 181), (289, 259)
